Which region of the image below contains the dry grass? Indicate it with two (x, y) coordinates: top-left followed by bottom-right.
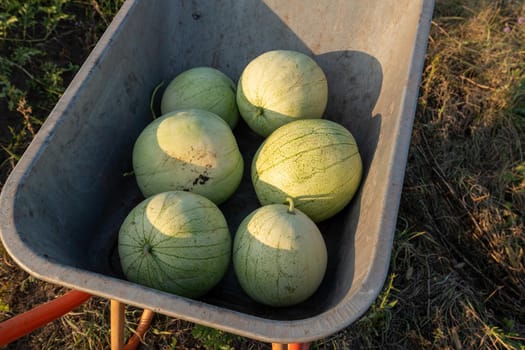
(415, 0), (525, 314)
(381, 0), (525, 347)
(1, 0), (524, 349)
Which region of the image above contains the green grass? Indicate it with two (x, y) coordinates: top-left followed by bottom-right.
(0, 0), (122, 182)
(1, 0), (525, 349)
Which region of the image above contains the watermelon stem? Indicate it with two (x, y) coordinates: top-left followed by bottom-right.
(150, 81), (164, 120)
(286, 197), (296, 214)
(255, 106), (264, 117)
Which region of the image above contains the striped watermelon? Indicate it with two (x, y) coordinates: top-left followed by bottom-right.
(161, 67), (239, 129)
(251, 119), (363, 222)
(132, 109), (244, 204)
(236, 50), (328, 137)
(118, 191), (231, 298)
(232, 199), (327, 307)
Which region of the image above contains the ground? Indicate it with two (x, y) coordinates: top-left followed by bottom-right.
(1, 0), (524, 349)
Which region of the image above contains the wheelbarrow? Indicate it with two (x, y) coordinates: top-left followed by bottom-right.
(0, 0), (434, 348)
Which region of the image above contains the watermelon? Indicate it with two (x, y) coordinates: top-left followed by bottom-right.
(252, 119), (363, 222)
(161, 67), (239, 128)
(236, 50), (328, 137)
(232, 199), (327, 307)
(132, 109), (243, 204)
(118, 191), (232, 298)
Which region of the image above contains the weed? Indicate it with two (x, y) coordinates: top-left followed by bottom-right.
(192, 324), (241, 350)
(357, 273), (399, 334)
(0, 0), (123, 178)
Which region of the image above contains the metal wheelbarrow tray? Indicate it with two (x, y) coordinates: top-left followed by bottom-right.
(0, 0), (434, 343)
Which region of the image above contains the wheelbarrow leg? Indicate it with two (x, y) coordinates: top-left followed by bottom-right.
(272, 343), (310, 350)
(110, 302), (308, 350)
(0, 290), (91, 347)
(110, 299), (125, 350)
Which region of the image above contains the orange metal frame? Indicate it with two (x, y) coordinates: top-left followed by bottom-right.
(0, 291), (310, 349)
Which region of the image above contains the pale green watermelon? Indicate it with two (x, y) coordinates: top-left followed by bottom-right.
(236, 50), (328, 137)
(161, 67), (239, 128)
(252, 119), (363, 222)
(232, 199), (327, 307)
(118, 191), (231, 298)
(132, 109), (244, 204)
